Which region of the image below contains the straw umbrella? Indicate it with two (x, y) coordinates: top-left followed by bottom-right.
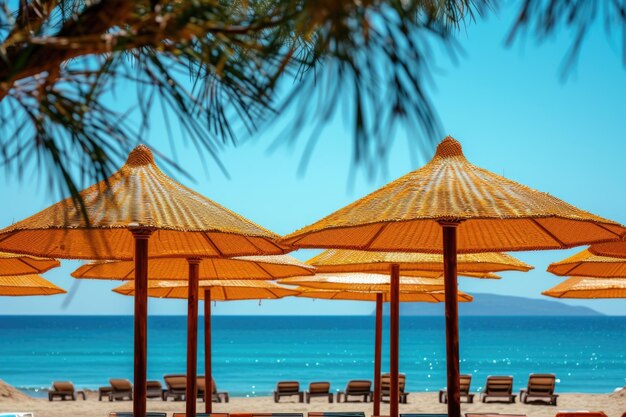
(72, 255), (314, 281)
(294, 283), (472, 415)
(0, 145), (285, 417)
(542, 276), (626, 298)
(279, 272), (444, 416)
(280, 273), (446, 292)
(113, 279), (298, 299)
(0, 274), (66, 296)
(0, 252), (60, 275)
(296, 248), (531, 414)
(589, 240), (626, 258)
(548, 249), (626, 278)
(281, 137), (624, 417)
(308, 249), (532, 276)
(113, 279), (298, 408)
(296, 287), (473, 302)
(73, 254), (313, 414)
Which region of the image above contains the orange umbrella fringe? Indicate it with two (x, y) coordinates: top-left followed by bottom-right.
(0, 274), (66, 296)
(543, 276), (626, 299)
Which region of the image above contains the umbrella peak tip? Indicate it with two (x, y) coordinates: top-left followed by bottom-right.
(126, 145), (155, 166)
(435, 136), (463, 158)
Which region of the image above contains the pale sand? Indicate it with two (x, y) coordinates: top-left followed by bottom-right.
(1, 391), (625, 417)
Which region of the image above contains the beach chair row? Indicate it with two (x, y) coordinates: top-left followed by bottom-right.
(46, 372), (557, 407)
(438, 374), (559, 406)
(48, 375), (229, 402)
(274, 374), (408, 404)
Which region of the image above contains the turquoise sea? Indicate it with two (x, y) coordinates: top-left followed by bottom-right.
(0, 316), (624, 397)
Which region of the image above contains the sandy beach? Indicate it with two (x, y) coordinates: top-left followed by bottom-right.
(1, 390), (625, 417)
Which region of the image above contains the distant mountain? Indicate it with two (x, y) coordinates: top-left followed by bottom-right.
(379, 293), (603, 316)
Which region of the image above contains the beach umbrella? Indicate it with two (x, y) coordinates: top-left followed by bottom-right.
(0, 274), (66, 296)
(280, 272), (450, 415)
(76, 254), (312, 414)
(113, 279), (298, 412)
(548, 249), (626, 278)
(0, 145), (285, 417)
(308, 249), (532, 276)
(543, 276), (626, 298)
(280, 136), (624, 417)
(295, 284), (472, 416)
(280, 273), (445, 292)
(300, 249), (529, 414)
(589, 240), (626, 258)
(295, 287), (474, 302)
(113, 279), (298, 299)
(72, 254), (314, 281)
(0, 252), (60, 276)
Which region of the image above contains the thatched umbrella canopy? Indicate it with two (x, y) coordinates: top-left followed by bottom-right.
(0, 145), (285, 417)
(308, 249), (532, 275)
(280, 136), (624, 417)
(543, 276), (626, 298)
(548, 249), (626, 278)
(0, 252), (60, 276)
(0, 274), (66, 296)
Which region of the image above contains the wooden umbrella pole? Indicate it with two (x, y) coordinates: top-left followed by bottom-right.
(132, 228), (152, 417)
(373, 292), (383, 416)
(442, 222), (461, 417)
(204, 287), (212, 414)
(186, 259), (201, 417)
(389, 264), (400, 417)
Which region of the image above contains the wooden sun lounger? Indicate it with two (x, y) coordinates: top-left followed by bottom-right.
(306, 382), (333, 403)
(381, 373), (409, 404)
(98, 385), (113, 401)
(47, 381), (86, 401)
(480, 376), (516, 403)
(197, 376), (230, 403)
(309, 413), (366, 417)
(146, 380), (163, 399)
(439, 374), (475, 403)
(337, 380), (372, 402)
(273, 381), (304, 403)
(163, 374), (187, 401)
(109, 378), (133, 401)
(519, 373), (558, 405)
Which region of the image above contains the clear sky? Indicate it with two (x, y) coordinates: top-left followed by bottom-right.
(1, 5), (625, 316)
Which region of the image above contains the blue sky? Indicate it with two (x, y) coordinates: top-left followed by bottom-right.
(1, 5), (626, 316)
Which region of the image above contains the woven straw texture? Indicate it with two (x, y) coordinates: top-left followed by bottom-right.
(542, 276), (626, 299)
(307, 249), (532, 274)
(0, 252), (60, 276)
(282, 137), (624, 253)
(295, 287), (473, 303)
(113, 279), (297, 300)
(0, 274), (66, 296)
(0, 145), (284, 260)
(278, 273), (445, 292)
(400, 270), (502, 279)
(589, 240), (626, 259)
(72, 254), (314, 281)
(548, 249), (626, 278)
